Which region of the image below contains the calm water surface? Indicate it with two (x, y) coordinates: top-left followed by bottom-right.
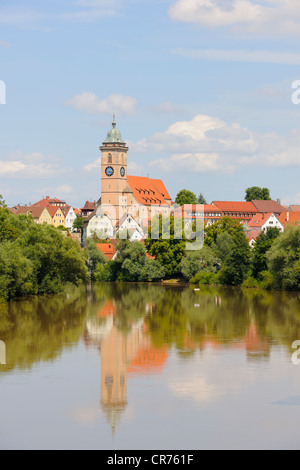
(0, 283), (300, 450)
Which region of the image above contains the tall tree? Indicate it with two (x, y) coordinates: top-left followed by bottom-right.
(245, 186), (271, 202)
(267, 226), (300, 290)
(252, 227), (280, 278)
(145, 215), (187, 277)
(175, 189), (197, 206)
(197, 193), (207, 204)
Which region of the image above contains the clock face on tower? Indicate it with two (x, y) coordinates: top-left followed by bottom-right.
(105, 166), (114, 177)
(120, 167), (125, 177)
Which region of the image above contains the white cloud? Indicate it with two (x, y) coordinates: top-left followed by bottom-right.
(131, 114), (300, 174)
(127, 161), (145, 175)
(60, 0), (119, 22)
(0, 152), (65, 178)
(64, 92), (138, 116)
(83, 157), (101, 172)
(168, 0), (300, 36)
(56, 185), (73, 195)
(0, 7), (43, 25)
(173, 48), (300, 65)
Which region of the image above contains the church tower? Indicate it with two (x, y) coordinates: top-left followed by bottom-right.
(99, 118), (132, 226)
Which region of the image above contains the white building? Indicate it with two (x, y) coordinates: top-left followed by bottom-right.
(64, 207), (77, 232)
(115, 214), (145, 240)
(248, 212), (284, 233)
(83, 206), (114, 245)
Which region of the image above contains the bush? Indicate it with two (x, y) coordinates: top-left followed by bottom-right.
(190, 272), (219, 285)
(242, 277), (260, 289)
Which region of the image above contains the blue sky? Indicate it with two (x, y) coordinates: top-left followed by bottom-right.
(1, 0), (300, 208)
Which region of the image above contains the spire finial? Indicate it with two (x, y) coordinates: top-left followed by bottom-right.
(112, 114), (116, 127)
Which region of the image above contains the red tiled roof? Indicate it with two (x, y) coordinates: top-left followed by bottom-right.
(96, 242), (117, 260)
(81, 201), (97, 211)
(248, 212), (274, 229)
(251, 200), (286, 213)
(150, 178), (172, 201)
(30, 206), (48, 219)
(245, 230), (260, 241)
(14, 205), (51, 219)
(32, 197), (65, 207)
(45, 205), (64, 218)
(212, 201), (257, 213)
(127, 176), (169, 206)
(289, 205), (300, 212)
(278, 211), (300, 227)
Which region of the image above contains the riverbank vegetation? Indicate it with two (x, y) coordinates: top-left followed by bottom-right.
(95, 215), (300, 291)
(0, 204), (89, 302)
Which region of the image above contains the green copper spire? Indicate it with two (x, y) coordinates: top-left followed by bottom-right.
(104, 116), (125, 144)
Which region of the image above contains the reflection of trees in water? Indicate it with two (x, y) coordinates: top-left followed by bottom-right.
(0, 285), (89, 372)
(1, 283), (300, 373)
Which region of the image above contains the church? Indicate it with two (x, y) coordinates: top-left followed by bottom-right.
(99, 118), (172, 228)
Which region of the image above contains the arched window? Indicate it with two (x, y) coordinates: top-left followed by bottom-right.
(108, 154), (112, 164)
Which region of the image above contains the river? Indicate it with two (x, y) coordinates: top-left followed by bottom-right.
(0, 283), (299, 450)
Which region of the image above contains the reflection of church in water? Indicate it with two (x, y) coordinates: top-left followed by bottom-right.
(83, 297), (270, 435)
(83, 301), (168, 435)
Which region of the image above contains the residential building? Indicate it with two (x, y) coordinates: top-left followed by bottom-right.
(251, 199), (287, 215)
(15, 205), (52, 225)
(63, 206), (77, 231)
(212, 201), (258, 223)
(173, 204), (222, 225)
(81, 200), (97, 218)
(82, 206), (114, 245)
(47, 206), (65, 227)
(247, 212), (284, 233)
(31, 196), (67, 209)
(115, 214), (145, 240)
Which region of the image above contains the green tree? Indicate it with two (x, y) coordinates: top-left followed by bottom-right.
(204, 217), (244, 248)
(181, 246), (216, 280)
(73, 215), (84, 231)
(0, 212), (89, 301)
(267, 226), (300, 290)
(0, 195), (7, 208)
(245, 186), (271, 202)
(95, 240), (165, 282)
(204, 217), (251, 286)
(212, 232), (234, 266)
(197, 193), (207, 204)
(145, 215), (187, 277)
(175, 189), (197, 206)
(218, 231), (252, 286)
(252, 228), (280, 279)
(86, 239), (107, 280)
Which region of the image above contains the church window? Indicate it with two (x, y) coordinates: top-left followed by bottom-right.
(108, 154), (112, 164)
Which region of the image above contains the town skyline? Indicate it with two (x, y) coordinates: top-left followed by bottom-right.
(1, 1), (300, 208)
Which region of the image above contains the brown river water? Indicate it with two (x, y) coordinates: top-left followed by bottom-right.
(0, 283), (300, 450)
